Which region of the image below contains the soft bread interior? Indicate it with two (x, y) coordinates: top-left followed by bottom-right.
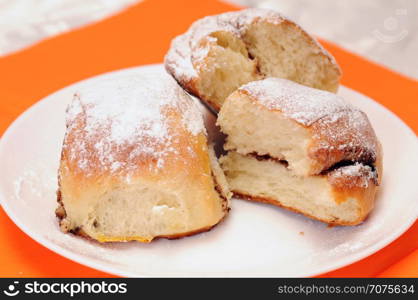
(196, 31), (260, 109)
(218, 92), (314, 176)
(196, 20), (339, 108)
(244, 22), (339, 93)
(58, 145), (229, 243)
(220, 152), (365, 225)
(83, 184), (189, 242)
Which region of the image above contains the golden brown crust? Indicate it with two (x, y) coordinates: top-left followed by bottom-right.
(375, 141), (384, 186)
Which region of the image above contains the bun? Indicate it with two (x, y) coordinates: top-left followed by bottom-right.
(218, 78), (382, 225)
(165, 8), (341, 111)
(56, 69), (230, 242)
(218, 78), (380, 176)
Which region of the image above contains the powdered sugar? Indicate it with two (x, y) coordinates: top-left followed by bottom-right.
(63, 69), (205, 177)
(330, 163), (377, 188)
(239, 77), (379, 171)
(240, 77), (349, 126)
(165, 34), (197, 81)
(181, 98), (207, 136)
(76, 78), (170, 145)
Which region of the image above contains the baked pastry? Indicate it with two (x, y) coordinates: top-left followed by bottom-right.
(165, 8), (341, 111)
(56, 69), (230, 243)
(218, 78), (382, 225)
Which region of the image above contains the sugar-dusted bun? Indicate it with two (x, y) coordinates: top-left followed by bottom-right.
(220, 152), (379, 226)
(165, 8), (341, 111)
(56, 69), (231, 243)
(217, 78), (382, 226)
(218, 78), (380, 177)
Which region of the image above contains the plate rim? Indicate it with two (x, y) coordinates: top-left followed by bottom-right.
(0, 64), (417, 277)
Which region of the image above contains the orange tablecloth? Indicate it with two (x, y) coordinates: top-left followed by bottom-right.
(0, 0), (417, 277)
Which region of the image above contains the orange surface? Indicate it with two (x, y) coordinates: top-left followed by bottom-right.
(0, 0), (417, 277)
(378, 249), (418, 278)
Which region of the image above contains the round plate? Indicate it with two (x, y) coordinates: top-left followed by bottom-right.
(0, 64), (417, 277)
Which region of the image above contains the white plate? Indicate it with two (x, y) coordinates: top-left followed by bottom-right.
(1, 64), (417, 277)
